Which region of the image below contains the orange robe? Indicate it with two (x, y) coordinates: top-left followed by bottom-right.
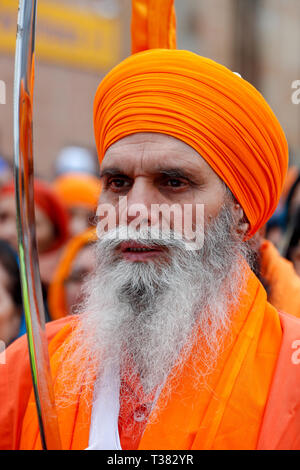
(260, 239), (300, 318)
(1, 269), (300, 450)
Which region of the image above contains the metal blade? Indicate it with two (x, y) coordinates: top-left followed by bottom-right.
(13, 0), (62, 450)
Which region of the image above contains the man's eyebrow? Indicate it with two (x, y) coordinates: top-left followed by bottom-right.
(99, 166), (200, 182)
(153, 167), (195, 179)
(150, 167), (204, 185)
(99, 167), (127, 178)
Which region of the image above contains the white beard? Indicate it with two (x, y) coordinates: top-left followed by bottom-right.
(57, 203), (252, 416)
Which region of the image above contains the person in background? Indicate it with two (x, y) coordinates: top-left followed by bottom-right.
(54, 146), (99, 178)
(256, 228), (300, 318)
(254, 167), (300, 318)
(275, 170), (300, 267)
(265, 208), (286, 250)
(0, 240), (23, 347)
(48, 228), (97, 320)
(284, 206), (300, 276)
(279, 165), (299, 202)
(52, 172), (101, 237)
(0, 179), (70, 288)
(285, 172), (300, 225)
(265, 166), (299, 251)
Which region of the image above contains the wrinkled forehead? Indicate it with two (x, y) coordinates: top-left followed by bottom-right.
(101, 132), (219, 181)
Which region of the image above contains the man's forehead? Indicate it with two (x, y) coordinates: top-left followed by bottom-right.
(101, 132), (212, 176)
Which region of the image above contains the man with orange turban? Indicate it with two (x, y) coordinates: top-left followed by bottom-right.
(1, 0), (300, 451)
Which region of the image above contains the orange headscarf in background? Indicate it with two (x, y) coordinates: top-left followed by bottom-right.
(52, 173), (101, 211)
(48, 228), (97, 320)
(93, 49), (288, 238)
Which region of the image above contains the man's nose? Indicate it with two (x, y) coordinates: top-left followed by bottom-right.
(120, 177), (159, 226)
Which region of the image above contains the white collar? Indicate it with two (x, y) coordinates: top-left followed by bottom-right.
(86, 364), (122, 450)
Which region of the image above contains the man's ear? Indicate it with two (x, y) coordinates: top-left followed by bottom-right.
(233, 203), (250, 237)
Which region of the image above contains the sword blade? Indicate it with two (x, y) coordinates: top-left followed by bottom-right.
(13, 0), (62, 450)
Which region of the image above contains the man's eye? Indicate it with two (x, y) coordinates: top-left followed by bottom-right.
(166, 178), (186, 188)
(107, 178), (130, 189)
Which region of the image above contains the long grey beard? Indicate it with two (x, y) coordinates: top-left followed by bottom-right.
(58, 203), (252, 413)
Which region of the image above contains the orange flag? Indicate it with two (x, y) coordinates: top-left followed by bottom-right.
(131, 0), (176, 54)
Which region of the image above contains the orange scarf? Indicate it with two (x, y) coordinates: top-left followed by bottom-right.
(20, 269), (282, 450)
(52, 173), (101, 212)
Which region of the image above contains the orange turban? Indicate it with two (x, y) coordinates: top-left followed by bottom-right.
(93, 49), (288, 238)
(53, 173), (101, 211)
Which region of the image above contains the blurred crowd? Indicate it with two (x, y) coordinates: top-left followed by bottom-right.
(0, 146), (100, 347)
(265, 166), (300, 275)
(0, 145), (299, 349)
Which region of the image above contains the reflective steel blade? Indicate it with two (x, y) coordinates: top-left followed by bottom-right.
(13, 0), (62, 450)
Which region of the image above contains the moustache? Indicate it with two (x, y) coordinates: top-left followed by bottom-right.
(96, 224), (202, 252)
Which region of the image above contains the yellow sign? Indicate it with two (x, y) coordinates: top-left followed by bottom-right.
(0, 0), (121, 71)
